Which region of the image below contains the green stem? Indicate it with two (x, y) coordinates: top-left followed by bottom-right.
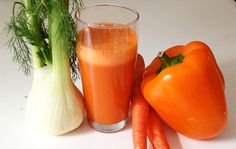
(13, 2), (24, 15)
(49, 0), (70, 79)
(157, 52), (184, 74)
(64, 0), (69, 10)
(25, 0), (45, 68)
(32, 46), (46, 68)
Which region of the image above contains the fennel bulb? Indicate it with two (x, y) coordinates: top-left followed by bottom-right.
(26, 66), (84, 135)
(7, 0), (84, 135)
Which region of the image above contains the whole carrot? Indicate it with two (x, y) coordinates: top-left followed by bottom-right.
(131, 54), (149, 149)
(148, 108), (170, 149)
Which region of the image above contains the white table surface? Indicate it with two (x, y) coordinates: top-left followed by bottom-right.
(1, 0), (236, 149)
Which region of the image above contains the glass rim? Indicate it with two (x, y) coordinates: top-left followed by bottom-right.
(75, 4), (139, 29)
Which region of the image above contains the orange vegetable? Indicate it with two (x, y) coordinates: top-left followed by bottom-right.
(141, 41), (227, 139)
(148, 108), (170, 149)
(131, 54), (149, 149)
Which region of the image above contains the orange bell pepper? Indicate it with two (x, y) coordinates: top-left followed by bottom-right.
(141, 41), (227, 139)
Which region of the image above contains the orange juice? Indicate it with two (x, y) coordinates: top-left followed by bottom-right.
(77, 23), (137, 125)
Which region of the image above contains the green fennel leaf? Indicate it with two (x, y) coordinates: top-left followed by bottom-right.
(6, 0), (83, 80)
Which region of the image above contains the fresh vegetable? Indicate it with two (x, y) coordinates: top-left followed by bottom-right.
(131, 54), (149, 149)
(141, 41), (227, 139)
(131, 54), (169, 149)
(147, 108), (170, 149)
(7, 0), (84, 135)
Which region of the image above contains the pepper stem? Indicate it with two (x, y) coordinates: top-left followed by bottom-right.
(157, 52), (184, 74)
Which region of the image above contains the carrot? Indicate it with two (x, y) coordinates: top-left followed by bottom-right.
(131, 54), (149, 149)
(132, 54), (170, 149)
(147, 108), (170, 149)
(134, 54), (145, 82)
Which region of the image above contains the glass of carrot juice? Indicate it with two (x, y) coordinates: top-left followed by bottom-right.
(76, 4), (139, 132)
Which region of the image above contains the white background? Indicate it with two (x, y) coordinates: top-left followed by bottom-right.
(0, 0), (236, 149)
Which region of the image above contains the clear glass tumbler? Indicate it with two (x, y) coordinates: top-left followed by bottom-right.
(76, 4), (139, 132)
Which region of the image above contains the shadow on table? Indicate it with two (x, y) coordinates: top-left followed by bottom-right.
(64, 119), (93, 136)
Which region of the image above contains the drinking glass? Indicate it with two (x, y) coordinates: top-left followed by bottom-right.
(76, 4), (139, 132)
